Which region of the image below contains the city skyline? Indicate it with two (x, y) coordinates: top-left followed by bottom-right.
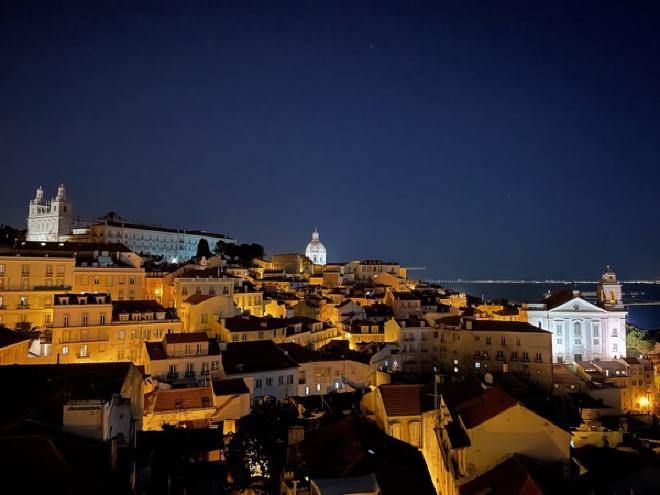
(2, 1), (660, 279)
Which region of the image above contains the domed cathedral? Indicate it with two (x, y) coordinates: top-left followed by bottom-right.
(305, 228), (327, 265)
(26, 184), (73, 242)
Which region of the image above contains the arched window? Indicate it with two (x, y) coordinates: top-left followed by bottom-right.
(574, 322), (581, 337)
(409, 421), (421, 447)
(390, 423), (401, 440)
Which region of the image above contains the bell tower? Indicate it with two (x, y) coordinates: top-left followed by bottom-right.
(26, 184), (73, 242)
(597, 266), (623, 310)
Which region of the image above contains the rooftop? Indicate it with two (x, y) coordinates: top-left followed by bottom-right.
(0, 326), (32, 348)
(455, 387), (518, 429)
(223, 340), (298, 374)
(469, 320), (550, 334)
(223, 314), (288, 332)
(145, 387), (214, 412)
(379, 384), (435, 417)
(211, 377), (250, 396)
(164, 332), (210, 344)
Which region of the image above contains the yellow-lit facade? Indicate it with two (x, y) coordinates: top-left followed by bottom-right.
(0, 254), (75, 330)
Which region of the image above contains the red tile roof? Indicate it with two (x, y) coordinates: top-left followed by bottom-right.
(460, 455), (545, 495)
(456, 388), (517, 429)
(379, 384), (435, 417)
(146, 387), (214, 412)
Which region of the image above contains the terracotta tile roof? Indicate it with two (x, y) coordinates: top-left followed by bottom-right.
(212, 377), (250, 396)
(164, 332), (209, 344)
(460, 455), (545, 495)
(379, 384), (435, 417)
(147, 387), (214, 412)
(456, 388), (517, 429)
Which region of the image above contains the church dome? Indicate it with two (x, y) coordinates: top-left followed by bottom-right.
(305, 228), (327, 265)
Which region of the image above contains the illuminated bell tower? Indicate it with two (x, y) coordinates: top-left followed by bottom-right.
(26, 184), (73, 242)
(598, 266), (623, 310)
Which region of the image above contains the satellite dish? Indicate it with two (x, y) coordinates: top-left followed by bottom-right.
(484, 373), (494, 385)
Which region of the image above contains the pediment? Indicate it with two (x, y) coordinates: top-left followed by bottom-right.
(548, 297), (606, 313)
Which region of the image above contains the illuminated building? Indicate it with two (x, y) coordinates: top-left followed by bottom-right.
(526, 268), (628, 364)
(26, 184), (72, 242)
(431, 316), (554, 389)
(143, 332), (222, 387)
(48, 297), (182, 365)
(277, 342), (371, 396)
(305, 228), (327, 265)
(221, 340), (299, 404)
(0, 327), (32, 364)
(0, 250), (75, 331)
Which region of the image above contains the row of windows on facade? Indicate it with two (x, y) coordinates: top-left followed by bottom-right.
(254, 375), (296, 388)
(0, 264), (67, 276)
(79, 275), (139, 285)
(473, 350), (543, 362)
(0, 279), (68, 290)
(555, 321), (618, 337)
(181, 286), (231, 296)
(104, 230), (203, 244)
(556, 337), (619, 351)
(61, 327), (177, 341)
(168, 361), (221, 376)
(440, 333), (526, 345)
(230, 330), (285, 341)
(390, 421), (421, 446)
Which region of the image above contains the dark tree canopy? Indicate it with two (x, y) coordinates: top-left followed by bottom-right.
(224, 402), (297, 492)
(0, 224), (23, 246)
(214, 241), (265, 267)
(196, 238), (213, 259)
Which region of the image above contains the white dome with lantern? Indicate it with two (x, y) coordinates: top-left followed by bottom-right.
(305, 228), (327, 265)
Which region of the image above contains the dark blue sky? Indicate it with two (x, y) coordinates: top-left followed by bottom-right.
(1, 1), (659, 279)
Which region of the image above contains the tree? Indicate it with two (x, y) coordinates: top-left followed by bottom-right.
(214, 241), (265, 268)
(224, 402), (297, 492)
(626, 324), (654, 354)
(0, 224), (23, 245)
(196, 238), (213, 259)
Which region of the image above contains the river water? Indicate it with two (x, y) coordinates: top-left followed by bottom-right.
(436, 282), (660, 331)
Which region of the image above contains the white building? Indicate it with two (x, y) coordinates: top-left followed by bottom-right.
(84, 215), (235, 263)
(305, 228), (327, 265)
(526, 268), (627, 364)
(26, 185), (73, 242)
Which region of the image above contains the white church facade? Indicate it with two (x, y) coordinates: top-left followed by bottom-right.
(526, 269), (627, 364)
(26, 185), (73, 242)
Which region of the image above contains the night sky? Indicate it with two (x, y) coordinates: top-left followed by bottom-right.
(2, 1), (659, 279)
